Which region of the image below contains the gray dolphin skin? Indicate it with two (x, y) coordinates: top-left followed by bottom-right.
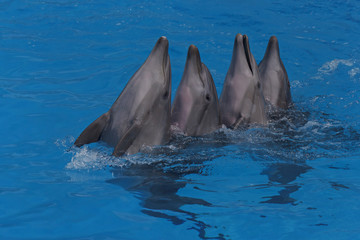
(258, 36), (292, 109)
(219, 34), (267, 128)
(74, 36), (172, 156)
(171, 45), (221, 136)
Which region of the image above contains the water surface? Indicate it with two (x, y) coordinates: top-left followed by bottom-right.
(1, 1), (360, 239)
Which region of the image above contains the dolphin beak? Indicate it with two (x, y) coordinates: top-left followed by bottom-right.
(265, 36), (281, 59)
(187, 45), (202, 70)
(268, 36), (279, 49)
(152, 36), (170, 77)
(233, 34), (253, 75)
(185, 45), (205, 86)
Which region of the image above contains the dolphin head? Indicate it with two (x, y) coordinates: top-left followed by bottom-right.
(122, 36), (171, 112)
(131, 36), (172, 141)
(152, 36), (172, 118)
(171, 45), (220, 136)
(219, 34), (267, 127)
(258, 36), (292, 109)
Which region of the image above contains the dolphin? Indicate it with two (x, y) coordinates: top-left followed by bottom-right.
(74, 36), (172, 156)
(258, 36), (292, 109)
(171, 45), (221, 136)
(219, 34), (267, 128)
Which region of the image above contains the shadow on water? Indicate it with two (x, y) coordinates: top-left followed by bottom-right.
(260, 163), (312, 204)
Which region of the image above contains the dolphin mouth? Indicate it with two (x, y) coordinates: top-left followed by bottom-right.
(243, 35), (253, 74)
(161, 38), (169, 71)
(163, 52), (169, 78)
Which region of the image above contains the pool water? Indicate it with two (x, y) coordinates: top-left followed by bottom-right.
(1, 1), (360, 239)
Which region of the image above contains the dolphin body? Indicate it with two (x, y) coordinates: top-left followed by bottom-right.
(258, 36), (292, 109)
(219, 34), (267, 129)
(75, 37), (172, 156)
(171, 45), (221, 136)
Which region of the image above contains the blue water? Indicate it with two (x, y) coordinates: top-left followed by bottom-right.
(1, 0), (360, 239)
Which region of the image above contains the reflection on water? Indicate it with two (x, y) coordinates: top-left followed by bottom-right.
(108, 163), (227, 240)
(260, 163), (312, 204)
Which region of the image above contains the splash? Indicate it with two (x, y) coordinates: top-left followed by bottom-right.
(59, 107), (360, 171)
(57, 137), (182, 170)
(66, 146), (120, 170)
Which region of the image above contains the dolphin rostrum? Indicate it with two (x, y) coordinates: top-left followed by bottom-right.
(75, 36), (172, 156)
(171, 45), (221, 136)
(219, 34), (267, 128)
(258, 36), (292, 109)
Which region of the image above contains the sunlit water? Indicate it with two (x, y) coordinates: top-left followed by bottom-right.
(1, 1), (360, 239)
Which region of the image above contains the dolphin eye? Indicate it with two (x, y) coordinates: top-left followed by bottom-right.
(205, 93), (211, 102)
(163, 91), (169, 100)
(257, 82), (261, 89)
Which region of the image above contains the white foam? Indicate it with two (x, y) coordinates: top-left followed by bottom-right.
(298, 120), (321, 131)
(217, 124), (234, 135)
(291, 80), (303, 88)
(348, 67), (360, 78)
(318, 59), (354, 75)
